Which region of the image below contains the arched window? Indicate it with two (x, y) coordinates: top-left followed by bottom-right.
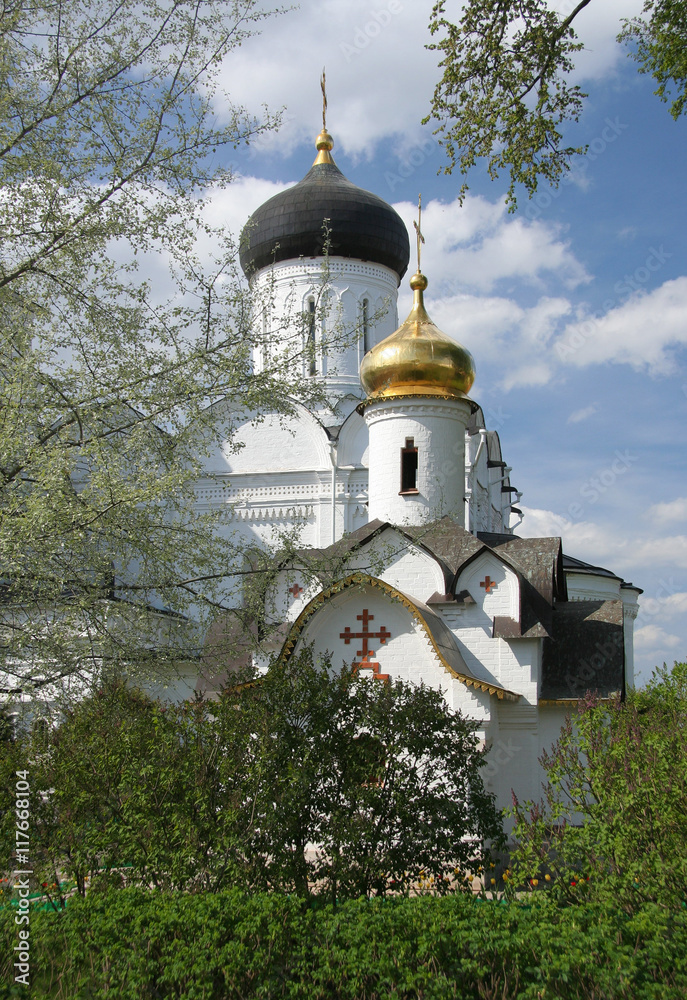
(362, 297), (369, 355)
(307, 297), (316, 375)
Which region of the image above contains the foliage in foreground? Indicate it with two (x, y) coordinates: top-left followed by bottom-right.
(426, 0), (687, 207)
(0, 654), (503, 903)
(510, 662), (687, 910)
(0, 0), (335, 702)
(1, 889), (686, 1000)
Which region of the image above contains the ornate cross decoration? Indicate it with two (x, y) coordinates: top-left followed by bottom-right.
(340, 609), (391, 682)
(289, 582), (303, 598)
(413, 193), (425, 272)
(480, 576), (497, 594)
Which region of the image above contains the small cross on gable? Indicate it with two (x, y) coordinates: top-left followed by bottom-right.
(289, 583), (303, 598)
(480, 576), (497, 595)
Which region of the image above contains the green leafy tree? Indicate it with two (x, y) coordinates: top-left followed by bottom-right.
(0, 655), (504, 904)
(426, 0), (687, 208)
(240, 651), (504, 902)
(509, 661), (687, 909)
(0, 0), (344, 702)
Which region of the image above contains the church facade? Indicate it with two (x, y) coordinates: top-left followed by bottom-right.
(194, 125), (641, 815)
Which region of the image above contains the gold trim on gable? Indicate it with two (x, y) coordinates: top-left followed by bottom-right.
(277, 572), (520, 702)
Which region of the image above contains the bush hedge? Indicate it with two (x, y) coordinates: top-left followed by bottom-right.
(1, 889), (686, 999)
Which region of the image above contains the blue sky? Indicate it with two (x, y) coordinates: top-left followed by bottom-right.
(206, 0), (687, 685)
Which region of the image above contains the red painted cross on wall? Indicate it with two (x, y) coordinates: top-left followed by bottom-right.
(340, 609), (391, 682)
(480, 576), (497, 594)
(288, 583), (303, 598)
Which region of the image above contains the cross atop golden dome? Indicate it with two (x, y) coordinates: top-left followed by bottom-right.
(359, 199), (475, 402)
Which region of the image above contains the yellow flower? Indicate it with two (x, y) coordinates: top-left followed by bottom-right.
(490, 878), (496, 886)
(531, 879), (539, 887)
(545, 874), (551, 882)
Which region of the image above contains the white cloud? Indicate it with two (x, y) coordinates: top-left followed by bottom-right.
(213, 1), (645, 159)
(567, 0), (646, 82)
(518, 507), (627, 564)
(632, 535), (687, 570)
(647, 497), (687, 525)
(216, 2), (438, 158)
(394, 196), (589, 294)
(519, 507), (687, 573)
(634, 624), (682, 651)
(567, 404), (598, 424)
(638, 591), (687, 622)
(553, 278), (687, 374)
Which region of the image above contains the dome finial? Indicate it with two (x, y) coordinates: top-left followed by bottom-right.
(359, 195), (475, 402)
(321, 67), (327, 132)
(314, 68), (335, 165)
(413, 193), (426, 276)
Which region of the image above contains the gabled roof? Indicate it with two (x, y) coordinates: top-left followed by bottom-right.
(299, 518), (565, 639)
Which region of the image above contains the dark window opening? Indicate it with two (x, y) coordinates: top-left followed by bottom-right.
(308, 298), (316, 376)
(362, 297), (369, 355)
(400, 437), (418, 494)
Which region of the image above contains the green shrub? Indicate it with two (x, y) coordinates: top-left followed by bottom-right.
(1, 889), (685, 999)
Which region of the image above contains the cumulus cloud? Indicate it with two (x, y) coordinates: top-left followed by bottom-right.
(394, 196), (589, 294)
(212, 0), (644, 159)
(519, 507), (687, 576)
(634, 624), (682, 651)
(517, 507), (630, 566)
(553, 277), (687, 374)
(638, 591), (687, 622)
(632, 535), (687, 571)
(216, 1), (438, 158)
(647, 497), (687, 525)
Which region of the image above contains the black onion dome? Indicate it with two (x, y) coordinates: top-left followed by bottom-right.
(239, 156), (410, 283)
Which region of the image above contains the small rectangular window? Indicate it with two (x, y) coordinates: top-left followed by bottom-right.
(400, 437), (418, 494)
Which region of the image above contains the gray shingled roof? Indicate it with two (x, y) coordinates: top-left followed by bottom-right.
(541, 600), (625, 701)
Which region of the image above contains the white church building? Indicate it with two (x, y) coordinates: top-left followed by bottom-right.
(194, 124), (641, 813)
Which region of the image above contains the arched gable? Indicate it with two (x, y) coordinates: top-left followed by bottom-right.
(454, 550), (520, 624)
(278, 572), (518, 705)
(198, 398), (331, 474)
(344, 526), (447, 602)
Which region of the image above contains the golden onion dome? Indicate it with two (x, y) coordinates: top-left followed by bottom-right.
(360, 271), (475, 400)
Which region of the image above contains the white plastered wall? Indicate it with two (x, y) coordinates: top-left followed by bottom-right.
(365, 397), (472, 525)
(250, 257), (399, 395)
(293, 583), (493, 724)
(344, 528), (446, 602)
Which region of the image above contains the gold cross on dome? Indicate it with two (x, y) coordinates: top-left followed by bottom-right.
(413, 193), (425, 272)
(321, 68), (327, 131)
